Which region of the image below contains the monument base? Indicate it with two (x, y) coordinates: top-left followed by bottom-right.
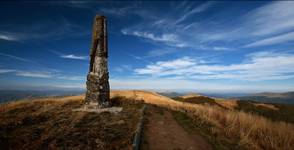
(73, 102), (122, 114)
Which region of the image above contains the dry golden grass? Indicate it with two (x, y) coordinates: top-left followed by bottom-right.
(1, 90), (293, 149)
(0, 95), (84, 113)
(113, 90), (294, 150)
(0, 95), (143, 150)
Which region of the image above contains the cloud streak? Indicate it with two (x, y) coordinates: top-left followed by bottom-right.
(245, 31), (294, 47)
(61, 54), (88, 60)
(15, 71), (53, 78)
(120, 1), (294, 50)
(0, 69), (16, 74)
(48, 49), (88, 60)
(14, 70), (85, 81)
(0, 52), (35, 63)
(175, 1), (215, 24)
(0, 33), (19, 41)
(245, 1), (294, 36)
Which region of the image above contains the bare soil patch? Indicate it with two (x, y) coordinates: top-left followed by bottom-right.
(141, 105), (212, 150)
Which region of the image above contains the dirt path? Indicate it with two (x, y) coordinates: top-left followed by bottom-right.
(141, 106), (212, 150)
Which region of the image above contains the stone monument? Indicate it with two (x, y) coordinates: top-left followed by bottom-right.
(73, 15), (121, 113)
(85, 15), (110, 108)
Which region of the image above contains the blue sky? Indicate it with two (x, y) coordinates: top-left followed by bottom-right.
(1, 1), (294, 93)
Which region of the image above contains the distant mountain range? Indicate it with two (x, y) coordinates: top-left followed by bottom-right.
(158, 91), (294, 104)
(0, 90), (84, 103)
(1, 90), (293, 104)
(236, 91), (294, 104)
(157, 92), (183, 98)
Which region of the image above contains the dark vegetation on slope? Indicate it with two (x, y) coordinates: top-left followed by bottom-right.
(172, 95), (294, 124)
(236, 101), (294, 124)
(237, 91), (294, 104)
(0, 96), (143, 150)
(157, 92), (183, 98)
(173, 96), (226, 109)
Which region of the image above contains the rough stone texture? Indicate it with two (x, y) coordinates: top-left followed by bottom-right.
(73, 107), (123, 114)
(85, 15), (110, 108)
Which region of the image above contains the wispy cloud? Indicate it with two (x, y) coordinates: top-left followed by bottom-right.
(0, 52), (58, 72)
(120, 1), (294, 51)
(57, 75), (84, 80)
(245, 1), (294, 36)
(135, 57), (200, 75)
(145, 49), (178, 58)
(175, 1), (215, 24)
(61, 54), (88, 60)
(0, 52), (35, 63)
(121, 29), (186, 48)
(13, 70), (85, 81)
(135, 51), (294, 81)
(48, 49), (88, 60)
(0, 32), (19, 41)
(0, 18), (87, 42)
(212, 47), (233, 51)
(117, 1), (236, 51)
(113, 65), (132, 73)
(245, 31), (294, 47)
(15, 71), (53, 78)
(0, 69), (16, 74)
(122, 30), (178, 43)
(100, 5), (137, 16)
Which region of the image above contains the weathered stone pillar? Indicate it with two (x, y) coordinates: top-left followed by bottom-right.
(85, 15), (110, 108)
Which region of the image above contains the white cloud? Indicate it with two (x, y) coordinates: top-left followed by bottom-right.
(113, 65), (132, 73)
(12, 70), (85, 81)
(0, 18), (87, 43)
(100, 5), (136, 16)
(51, 84), (86, 89)
(0, 33), (19, 41)
(119, 1), (294, 49)
(61, 54), (88, 60)
(146, 49), (178, 57)
(48, 49), (88, 60)
(0, 52), (35, 63)
(212, 47), (233, 51)
(121, 29), (185, 47)
(0, 69), (16, 74)
(175, 1), (215, 24)
(135, 57), (197, 75)
(245, 31), (294, 47)
(57, 75), (85, 80)
(15, 71), (53, 78)
(246, 1), (294, 36)
(134, 52), (294, 81)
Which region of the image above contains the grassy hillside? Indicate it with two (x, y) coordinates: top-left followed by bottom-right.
(1, 90), (293, 150)
(0, 95), (143, 150)
(112, 91), (294, 150)
(172, 95), (294, 124)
